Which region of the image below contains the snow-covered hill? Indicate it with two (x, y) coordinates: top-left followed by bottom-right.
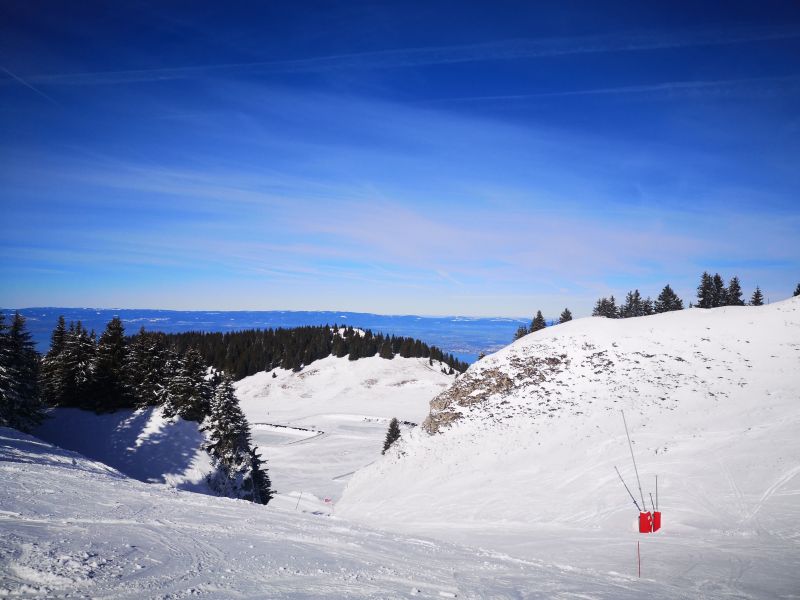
(236, 355), (455, 509)
(338, 299), (800, 597)
(1, 426), (682, 598)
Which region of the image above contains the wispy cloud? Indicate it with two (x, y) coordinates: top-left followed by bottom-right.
(0, 65), (60, 104)
(424, 75), (800, 104)
(7, 26), (799, 87)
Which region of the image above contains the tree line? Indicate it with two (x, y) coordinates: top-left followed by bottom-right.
(160, 325), (468, 379)
(513, 276), (799, 340)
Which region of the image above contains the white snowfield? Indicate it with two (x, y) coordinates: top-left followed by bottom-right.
(338, 298), (800, 598)
(1, 427), (682, 598)
(236, 355), (455, 509)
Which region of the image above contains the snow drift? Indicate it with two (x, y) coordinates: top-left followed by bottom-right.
(338, 298), (800, 597)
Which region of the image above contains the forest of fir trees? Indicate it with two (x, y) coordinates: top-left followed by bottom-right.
(1, 314), (273, 504)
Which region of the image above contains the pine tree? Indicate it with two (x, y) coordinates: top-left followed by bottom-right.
(558, 308), (573, 323)
(750, 286), (764, 306)
(513, 325), (528, 340)
(204, 376), (272, 504)
(126, 328), (170, 407)
(793, 283), (800, 297)
(0, 313), (44, 431)
(725, 276), (745, 306)
(382, 417), (401, 454)
(163, 348), (212, 422)
(619, 290), (646, 318)
(592, 296), (618, 318)
(39, 316), (68, 406)
(530, 310), (547, 332)
(59, 321), (96, 408)
(696, 272), (715, 309)
(92, 317), (130, 412)
(378, 339), (394, 359)
(654, 284), (684, 313)
(712, 273), (727, 307)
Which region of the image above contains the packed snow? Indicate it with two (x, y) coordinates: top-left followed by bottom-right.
(337, 298), (800, 598)
(1, 427), (682, 598)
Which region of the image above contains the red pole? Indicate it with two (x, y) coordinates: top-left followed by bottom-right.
(637, 541), (641, 578)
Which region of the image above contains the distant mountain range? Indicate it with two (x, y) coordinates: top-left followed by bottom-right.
(3, 307), (531, 364)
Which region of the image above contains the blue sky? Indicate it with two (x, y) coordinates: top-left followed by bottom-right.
(1, 1), (799, 317)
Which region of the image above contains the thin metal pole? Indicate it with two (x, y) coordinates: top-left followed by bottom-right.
(614, 466), (641, 512)
(655, 475), (658, 511)
(637, 541), (641, 578)
(621, 411), (647, 511)
(294, 491), (303, 511)
(649, 492), (656, 512)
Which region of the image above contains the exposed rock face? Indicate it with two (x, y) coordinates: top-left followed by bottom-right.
(420, 312), (753, 434)
(422, 350), (569, 433)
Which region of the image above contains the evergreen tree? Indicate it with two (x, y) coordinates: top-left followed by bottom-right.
(530, 310), (547, 332)
(750, 286), (764, 306)
(654, 284), (684, 313)
(725, 276), (745, 306)
(204, 376), (272, 504)
(513, 325), (528, 340)
(248, 447), (274, 505)
(0, 313), (44, 431)
(126, 328), (170, 407)
(92, 317), (130, 411)
(712, 273), (727, 307)
(60, 321), (96, 408)
(558, 308), (572, 324)
(592, 296), (618, 318)
(793, 283), (800, 297)
(382, 417), (401, 454)
(378, 339), (394, 359)
(163, 348), (212, 422)
(696, 272), (715, 309)
(39, 316), (68, 406)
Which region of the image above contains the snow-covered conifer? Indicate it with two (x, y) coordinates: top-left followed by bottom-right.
(204, 376), (272, 504)
(163, 348), (212, 422)
(0, 312), (44, 431)
(92, 317), (129, 412)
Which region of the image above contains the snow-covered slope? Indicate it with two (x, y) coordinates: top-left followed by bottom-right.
(1, 426), (682, 598)
(34, 407), (212, 492)
(338, 299), (800, 597)
(236, 355), (454, 508)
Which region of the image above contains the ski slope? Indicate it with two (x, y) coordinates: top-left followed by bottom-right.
(338, 299), (800, 598)
(235, 355), (455, 509)
(1, 427), (684, 598)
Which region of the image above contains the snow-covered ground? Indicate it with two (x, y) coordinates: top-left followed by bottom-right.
(338, 298), (800, 598)
(3, 301), (798, 597)
(236, 355), (455, 510)
(34, 407), (212, 492)
(2, 427), (683, 598)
